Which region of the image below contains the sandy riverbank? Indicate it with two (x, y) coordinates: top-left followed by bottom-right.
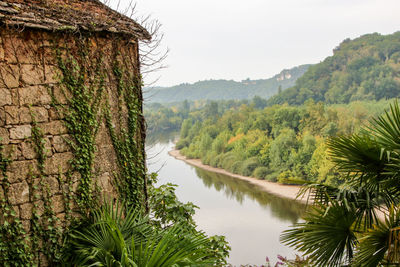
(168, 149), (308, 204)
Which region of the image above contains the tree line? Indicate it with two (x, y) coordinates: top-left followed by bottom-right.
(176, 99), (390, 186)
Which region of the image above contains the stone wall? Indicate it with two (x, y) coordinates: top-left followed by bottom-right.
(0, 28), (145, 264)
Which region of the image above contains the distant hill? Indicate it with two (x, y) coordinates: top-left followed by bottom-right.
(144, 64), (311, 103)
(268, 32), (400, 105)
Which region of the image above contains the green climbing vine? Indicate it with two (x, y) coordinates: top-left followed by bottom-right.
(104, 58), (147, 210)
(29, 111), (63, 263)
(54, 37), (147, 211)
(0, 141), (34, 266)
(1, 28), (147, 267)
(55, 39), (105, 212)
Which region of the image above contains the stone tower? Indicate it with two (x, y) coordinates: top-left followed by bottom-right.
(0, 0), (150, 265)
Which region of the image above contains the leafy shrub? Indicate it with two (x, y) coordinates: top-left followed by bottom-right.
(209, 153), (224, 168)
(220, 152), (240, 170)
(176, 138), (189, 149)
(253, 166), (271, 179)
(230, 161), (243, 174)
(265, 171), (280, 182)
(240, 157), (260, 176)
(277, 170), (306, 184)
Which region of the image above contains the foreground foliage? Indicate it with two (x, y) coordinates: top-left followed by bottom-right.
(281, 101), (400, 266)
(61, 175), (230, 266)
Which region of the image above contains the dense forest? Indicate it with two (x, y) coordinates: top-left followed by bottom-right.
(175, 100), (390, 186)
(144, 97), (267, 134)
(144, 65), (310, 103)
(269, 32), (400, 105)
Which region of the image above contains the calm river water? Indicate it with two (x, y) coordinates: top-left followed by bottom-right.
(146, 139), (305, 266)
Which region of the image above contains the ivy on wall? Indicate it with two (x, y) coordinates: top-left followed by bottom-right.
(56, 40), (105, 212)
(30, 111), (63, 263)
(0, 33), (147, 266)
(0, 142), (33, 266)
(105, 58), (147, 211)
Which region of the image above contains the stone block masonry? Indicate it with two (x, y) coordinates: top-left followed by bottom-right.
(0, 27), (146, 266)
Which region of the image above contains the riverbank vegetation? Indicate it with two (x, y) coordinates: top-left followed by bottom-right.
(176, 100), (389, 186)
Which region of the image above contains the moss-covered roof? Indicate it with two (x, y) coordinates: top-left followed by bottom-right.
(0, 0), (151, 40)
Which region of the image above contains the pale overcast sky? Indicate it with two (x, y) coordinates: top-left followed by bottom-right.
(110, 0), (400, 87)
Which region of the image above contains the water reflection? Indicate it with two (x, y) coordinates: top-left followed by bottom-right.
(194, 168), (305, 224)
(146, 141), (305, 265)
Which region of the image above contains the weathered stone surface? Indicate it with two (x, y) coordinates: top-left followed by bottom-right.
(2, 35), (36, 64)
(52, 195), (65, 213)
(0, 88), (12, 106)
(95, 144), (117, 175)
(0, 41), (4, 61)
(2, 144), (20, 160)
(48, 107), (64, 120)
(20, 106), (49, 123)
(10, 89), (19, 106)
(20, 203), (33, 220)
(21, 138), (52, 159)
(33, 200), (45, 217)
(19, 85), (52, 106)
(44, 152), (73, 174)
(7, 160), (39, 183)
(68, 181), (79, 193)
(21, 220), (31, 233)
(0, 30), (143, 259)
(0, 108), (5, 126)
(98, 172), (113, 193)
(5, 106), (19, 124)
(9, 125), (32, 139)
(52, 85), (71, 105)
(8, 181), (30, 205)
(33, 176), (59, 196)
(52, 135), (70, 153)
(20, 141), (36, 159)
(0, 128), (9, 144)
(20, 64), (43, 85)
(44, 65), (60, 84)
(39, 120), (67, 135)
(0, 64), (19, 88)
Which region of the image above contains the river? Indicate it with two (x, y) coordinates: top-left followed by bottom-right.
(146, 139), (305, 266)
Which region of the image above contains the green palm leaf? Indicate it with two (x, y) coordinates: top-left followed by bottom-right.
(353, 206), (400, 266)
(327, 134), (387, 184)
(62, 199), (221, 266)
(281, 201), (358, 266)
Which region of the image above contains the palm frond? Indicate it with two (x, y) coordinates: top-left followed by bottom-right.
(353, 205), (400, 266)
(327, 134), (387, 184)
(370, 100), (400, 152)
(297, 183), (339, 206)
(281, 201), (358, 267)
(130, 224), (217, 267)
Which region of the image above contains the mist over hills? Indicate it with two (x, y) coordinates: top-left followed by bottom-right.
(144, 64), (310, 103)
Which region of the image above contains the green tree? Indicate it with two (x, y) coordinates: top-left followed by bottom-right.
(269, 128), (298, 170)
